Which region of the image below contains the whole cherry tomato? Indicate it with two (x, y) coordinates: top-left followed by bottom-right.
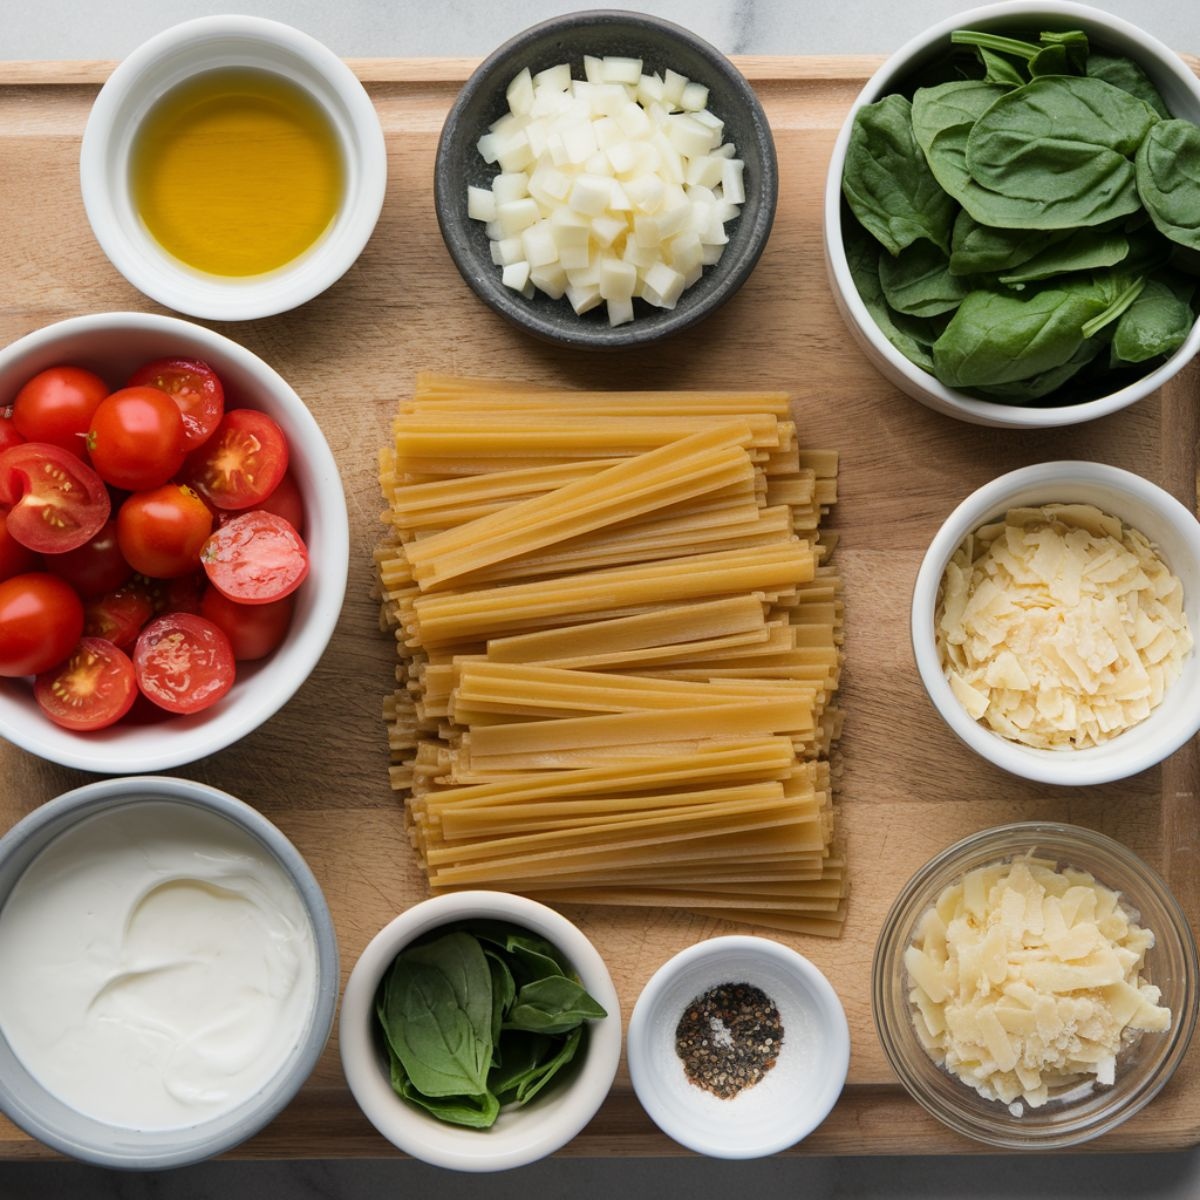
(0, 572), (84, 677)
(0, 414), (24, 455)
(12, 365), (108, 459)
(127, 357), (224, 451)
(182, 409), (288, 510)
(45, 519), (132, 597)
(0, 511), (40, 583)
(117, 484), (213, 579)
(199, 587), (294, 661)
(34, 637), (136, 731)
(87, 386), (186, 491)
(0, 442), (111, 553)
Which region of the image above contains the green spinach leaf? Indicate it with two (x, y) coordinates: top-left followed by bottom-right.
(879, 241), (970, 316)
(949, 212), (1071, 275)
(950, 30), (1040, 61)
(1136, 119), (1200, 252)
(505, 975), (609, 1035)
(842, 94), (956, 255)
(964, 77), (1159, 229)
(1111, 276), (1196, 362)
(1086, 52), (1171, 118)
(971, 336), (1104, 401)
(978, 48), (1027, 89)
(1081, 275), (1146, 338)
(997, 229), (1129, 285)
(1037, 30), (1089, 74)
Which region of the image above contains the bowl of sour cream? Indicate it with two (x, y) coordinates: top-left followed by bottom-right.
(0, 776), (338, 1169)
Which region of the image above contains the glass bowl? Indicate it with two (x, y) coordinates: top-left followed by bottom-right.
(873, 822), (1198, 1148)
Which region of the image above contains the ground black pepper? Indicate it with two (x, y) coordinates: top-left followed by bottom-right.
(674, 981), (784, 1099)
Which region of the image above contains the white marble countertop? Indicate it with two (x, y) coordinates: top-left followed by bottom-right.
(1, 2), (1199, 1196)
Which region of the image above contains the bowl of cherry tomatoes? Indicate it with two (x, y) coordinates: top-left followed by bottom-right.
(0, 312), (348, 773)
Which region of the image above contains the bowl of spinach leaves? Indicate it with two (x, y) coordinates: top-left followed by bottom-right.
(824, 0), (1200, 427)
(339, 890), (620, 1171)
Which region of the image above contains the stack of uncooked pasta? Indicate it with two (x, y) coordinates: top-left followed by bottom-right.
(377, 374), (846, 935)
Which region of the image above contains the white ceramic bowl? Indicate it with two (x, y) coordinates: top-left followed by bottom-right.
(626, 936), (849, 1158)
(912, 461), (1200, 785)
(0, 311), (348, 773)
(80, 15), (387, 320)
(823, 0), (1200, 428)
(0, 776), (339, 1170)
(340, 891), (622, 1172)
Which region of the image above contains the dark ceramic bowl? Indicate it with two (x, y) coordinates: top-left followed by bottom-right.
(434, 9), (778, 350)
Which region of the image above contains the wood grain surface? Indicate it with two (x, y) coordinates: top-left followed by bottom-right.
(0, 55), (1197, 1160)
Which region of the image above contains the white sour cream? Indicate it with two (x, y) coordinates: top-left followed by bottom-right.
(0, 800), (318, 1131)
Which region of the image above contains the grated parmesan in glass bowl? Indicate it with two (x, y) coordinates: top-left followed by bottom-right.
(873, 822), (1198, 1149)
(911, 461), (1200, 785)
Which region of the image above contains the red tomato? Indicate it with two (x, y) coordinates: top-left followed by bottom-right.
(83, 580), (156, 650)
(255, 470), (305, 535)
(0, 572), (84, 677)
(0, 442), (111, 553)
(128, 357), (225, 451)
(12, 365), (109, 459)
(45, 519), (132, 597)
(159, 572), (207, 615)
(200, 511), (309, 604)
(116, 485), (213, 579)
(182, 409), (288, 510)
(87, 386), (186, 491)
(0, 511), (40, 582)
(133, 612), (235, 714)
(0, 415), (24, 454)
(199, 587), (294, 661)
(34, 637), (136, 731)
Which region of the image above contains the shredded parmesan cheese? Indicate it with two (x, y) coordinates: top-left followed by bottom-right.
(906, 856), (1171, 1111)
(936, 504), (1192, 749)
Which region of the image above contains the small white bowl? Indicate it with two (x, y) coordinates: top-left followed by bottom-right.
(0, 776), (339, 1170)
(912, 461), (1200, 785)
(339, 891), (621, 1172)
(626, 936), (849, 1158)
(0, 311), (348, 774)
(823, 0), (1200, 428)
(80, 15), (387, 320)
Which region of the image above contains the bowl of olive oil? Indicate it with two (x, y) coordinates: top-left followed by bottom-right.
(81, 16), (386, 320)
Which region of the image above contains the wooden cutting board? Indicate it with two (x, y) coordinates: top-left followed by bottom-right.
(0, 55), (1198, 1159)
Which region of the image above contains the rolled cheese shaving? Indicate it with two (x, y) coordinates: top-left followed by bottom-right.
(936, 504), (1192, 749)
(906, 856), (1171, 1111)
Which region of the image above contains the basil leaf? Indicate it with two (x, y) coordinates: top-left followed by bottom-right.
(505, 975), (608, 1035)
(1136, 120), (1200, 252)
(845, 217), (937, 371)
(1087, 52), (1171, 119)
(972, 337), (1105, 402)
(1111, 276), (1196, 363)
(964, 77), (1158, 229)
(997, 230), (1129, 285)
(484, 948), (515, 1053)
(842, 94), (956, 256)
(932, 282), (1110, 388)
(386, 1042), (500, 1129)
(492, 1028), (584, 1107)
(949, 212), (1071, 275)
(879, 241), (970, 317)
(381, 957), (492, 1097)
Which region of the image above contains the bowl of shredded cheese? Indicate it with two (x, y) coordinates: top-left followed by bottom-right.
(873, 822), (1198, 1148)
(912, 461), (1200, 785)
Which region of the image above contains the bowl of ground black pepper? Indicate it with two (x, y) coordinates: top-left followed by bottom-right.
(626, 936), (849, 1157)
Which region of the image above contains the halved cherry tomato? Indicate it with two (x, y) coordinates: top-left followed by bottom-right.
(200, 511), (309, 604)
(0, 415), (24, 454)
(45, 519), (132, 597)
(133, 612), (235, 714)
(0, 572), (84, 677)
(34, 637), (136, 730)
(117, 484), (213, 579)
(199, 587), (294, 661)
(83, 579), (156, 650)
(0, 442), (111, 553)
(87, 386), (186, 491)
(128, 357), (225, 451)
(12, 366), (108, 459)
(0, 512), (40, 583)
(182, 408), (288, 511)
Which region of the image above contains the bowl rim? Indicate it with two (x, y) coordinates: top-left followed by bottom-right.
(626, 934), (849, 1158)
(910, 460), (1200, 785)
(0, 311), (349, 774)
(433, 7), (779, 350)
(338, 889), (622, 1172)
(871, 820), (1200, 1148)
(821, 0), (1200, 428)
(79, 14), (387, 321)
(0, 775), (339, 1169)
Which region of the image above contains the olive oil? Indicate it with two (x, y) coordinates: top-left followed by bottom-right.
(131, 67), (344, 277)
